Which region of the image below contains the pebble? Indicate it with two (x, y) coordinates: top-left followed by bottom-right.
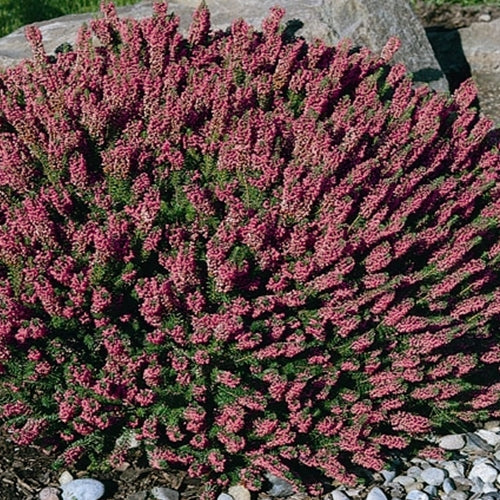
(36, 422), (500, 500)
(479, 13), (492, 22)
(151, 486), (180, 500)
(265, 472), (295, 497)
(439, 434), (466, 450)
(60, 478), (105, 500)
(405, 491), (428, 500)
(59, 471), (74, 485)
(227, 484), (251, 500)
(330, 490), (351, 500)
(468, 462), (499, 483)
(39, 487), (61, 500)
(366, 487), (388, 500)
(420, 467), (446, 486)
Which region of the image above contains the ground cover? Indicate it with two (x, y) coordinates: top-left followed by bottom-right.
(0, 2), (498, 499)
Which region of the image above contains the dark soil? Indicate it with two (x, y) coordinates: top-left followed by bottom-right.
(0, 3), (498, 500)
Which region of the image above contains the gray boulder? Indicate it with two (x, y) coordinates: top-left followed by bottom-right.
(0, 0), (447, 91)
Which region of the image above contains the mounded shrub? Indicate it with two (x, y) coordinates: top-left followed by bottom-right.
(0, 1), (499, 496)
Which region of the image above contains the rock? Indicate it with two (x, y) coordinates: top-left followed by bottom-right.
(422, 485), (437, 497)
(420, 467), (446, 486)
(468, 462), (499, 483)
(441, 461), (466, 479)
(127, 492), (148, 500)
(405, 466), (423, 480)
(366, 487), (388, 500)
(264, 472), (295, 497)
(151, 486), (180, 500)
(459, 17), (500, 73)
(485, 421), (500, 432)
(0, 0), (446, 91)
(379, 470), (397, 484)
(330, 490), (351, 500)
(319, 0), (447, 91)
(217, 494), (234, 500)
(476, 429), (500, 447)
(462, 433), (493, 454)
(61, 478), (105, 500)
(39, 487), (61, 500)
(59, 471), (74, 485)
(227, 484), (251, 500)
(439, 435), (466, 451)
(405, 491), (428, 500)
(405, 482), (424, 493)
(394, 476), (417, 488)
(444, 492), (468, 500)
(442, 478), (456, 494)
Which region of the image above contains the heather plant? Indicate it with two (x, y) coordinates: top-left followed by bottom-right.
(0, 1), (499, 497)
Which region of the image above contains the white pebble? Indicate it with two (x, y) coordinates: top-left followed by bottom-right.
(264, 472), (295, 497)
(423, 485), (437, 497)
(420, 467), (446, 486)
(442, 478), (456, 494)
(39, 487), (60, 500)
(484, 420), (500, 432)
(380, 470), (396, 484)
(479, 13), (492, 22)
(468, 462), (499, 483)
(217, 494), (234, 500)
(405, 491), (428, 500)
(59, 471), (74, 485)
(228, 485), (251, 500)
(406, 466), (423, 479)
(151, 486), (179, 500)
(482, 482), (497, 494)
(366, 486), (388, 500)
(444, 492), (468, 500)
(439, 434), (465, 450)
(330, 490), (351, 500)
(61, 478), (105, 500)
(476, 429), (500, 447)
(394, 476), (416, 488)
(441, 461), (465, 479)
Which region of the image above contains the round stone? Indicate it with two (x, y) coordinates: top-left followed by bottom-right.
(423, 485), (437, 497)
(421, 467), (446, 486)
(476, 429), (500, 447)
(380, 470), (397, 484)
(468, 463), (499, 484)
(330, 490), (351, 500)
(39, 487), (61, 500)
(439, 434), (466, 450)
(227, 485), (251, 500)
(406, 466), (423, 480)
(216, 495), (233, 500)
(151, 487), (179, 500)
(443, 478), (456, 494)
(59, 471), (74, 486)
(405, 491), (429, 500)
(445, 492), (468, 500)
(484, 420), (500, 432)
(366, 487), (388, 500)
(441, 461), (465, 479)
(264, 473), (294, 497)
(61, 478), (105, 500)
(394, 476), (416, 488)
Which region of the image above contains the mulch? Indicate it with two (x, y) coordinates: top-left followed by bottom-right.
(1, 2), (499, 499)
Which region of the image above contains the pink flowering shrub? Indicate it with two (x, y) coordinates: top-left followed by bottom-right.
(0, 1), (499, 496)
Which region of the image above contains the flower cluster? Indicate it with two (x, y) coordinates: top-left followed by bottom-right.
(0, 1), (499, 497)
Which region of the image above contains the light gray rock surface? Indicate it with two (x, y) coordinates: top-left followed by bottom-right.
(0, 0), (446, 90)
(459, 17), (500, 74)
